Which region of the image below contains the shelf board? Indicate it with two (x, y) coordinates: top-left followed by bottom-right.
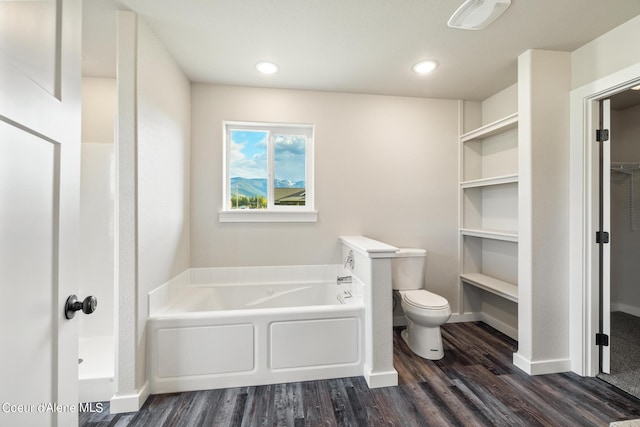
(461, 113), (519, 143)
(461, 174), (518, 188)
(460, 228), (518, 242)
(460, 273), (518, 303)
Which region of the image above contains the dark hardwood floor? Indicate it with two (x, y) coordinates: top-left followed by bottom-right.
(80, 322), (640, 426)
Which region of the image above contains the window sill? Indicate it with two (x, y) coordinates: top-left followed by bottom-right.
(218, 210), (318, 223)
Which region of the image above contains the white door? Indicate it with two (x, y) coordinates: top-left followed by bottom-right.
(0, 1), (82, 426)
(600, 98), (612, 374)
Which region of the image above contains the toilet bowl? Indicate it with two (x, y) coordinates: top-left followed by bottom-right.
(392, 248), (451, 360)
(399, 289), (451, 360)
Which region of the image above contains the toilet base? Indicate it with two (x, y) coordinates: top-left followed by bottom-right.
(401, 322), (444, 360)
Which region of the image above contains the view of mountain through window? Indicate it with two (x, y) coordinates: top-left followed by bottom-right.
(228, 127), (308, 209)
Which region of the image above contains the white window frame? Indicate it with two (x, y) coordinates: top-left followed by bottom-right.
(219, 120), (317, 223)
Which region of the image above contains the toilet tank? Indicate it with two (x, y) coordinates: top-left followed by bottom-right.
(391, 248), (426, 290)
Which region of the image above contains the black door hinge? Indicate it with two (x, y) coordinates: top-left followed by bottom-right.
(596, 333), (609, 346)
(596, 129), (610, 142)
(596, 231), (609, 244)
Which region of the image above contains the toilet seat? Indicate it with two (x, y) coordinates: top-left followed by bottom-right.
(401, 289), (449, 310)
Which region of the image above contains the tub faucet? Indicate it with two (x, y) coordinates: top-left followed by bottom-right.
(344, 250), (355, 270)
(337, 275), (352, 284)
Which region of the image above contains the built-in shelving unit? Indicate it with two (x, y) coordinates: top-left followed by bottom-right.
(460, 228), (518, 242)
(460, 173), (518, 189)
(460, 113), (518, 143)
(459, 273), (518, 303)
(459, 112), (519, 302)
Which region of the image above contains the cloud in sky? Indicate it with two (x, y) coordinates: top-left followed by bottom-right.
(229, 130), (267, 179)
(229, 130), (307, 183)
(274, 134), (306, 183)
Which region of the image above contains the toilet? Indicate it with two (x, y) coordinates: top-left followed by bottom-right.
(392, 248), (451, 360)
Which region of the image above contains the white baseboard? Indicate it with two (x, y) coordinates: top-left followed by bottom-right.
(363, 365), (398, 389)
(395, 312), (481, 326)
(513, 352), (572, 375)
(447, 312), (518, 340)
(478, 313), (518, 340)
(448, 312), (481, 323)
(398, 311), (517, 341)
(611, 303), (640, 318)
(610, 419), (640, 427)
(393, 315), (406, 327)
(109, 382), (149, 414)
(80, 376), (115, 404)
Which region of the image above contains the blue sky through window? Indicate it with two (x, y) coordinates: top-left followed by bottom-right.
(229, 130), (306, 187)
(225, 122), (312, 211)
(229, 130), (267, 180)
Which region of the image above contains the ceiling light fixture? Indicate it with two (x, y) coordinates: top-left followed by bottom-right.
(631, 84), (640, 91)
(413, 60), (438, 75)
(256, 61), (279, 75)
(447, 0), (511, 30)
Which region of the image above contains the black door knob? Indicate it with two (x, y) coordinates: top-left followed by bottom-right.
(65, 295), (97, 319)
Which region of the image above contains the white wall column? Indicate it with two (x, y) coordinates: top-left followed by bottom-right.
(111, 10), (142, 414)
(514, 49), (572, 375)
(340, 236), (398, 388)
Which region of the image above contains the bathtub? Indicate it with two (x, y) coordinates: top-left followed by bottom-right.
(147, 269), (364, 394)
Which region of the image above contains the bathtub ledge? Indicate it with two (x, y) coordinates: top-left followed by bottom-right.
(339, 236), (398, 258)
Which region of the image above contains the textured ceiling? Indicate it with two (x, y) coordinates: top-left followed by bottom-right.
(83, 0), (640, 101)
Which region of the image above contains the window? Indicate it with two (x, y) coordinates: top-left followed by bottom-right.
(220, 121), (316, 222)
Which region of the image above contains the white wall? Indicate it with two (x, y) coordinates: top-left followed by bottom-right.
(113, 12), (191, 410)
(572, 15), (640, 90)
(79, 144), (114, 338)
(114, 11), (138, 409)
(135, 18), (191, 388)
(481, 83), (518, 126)
(190, 85), (461, 311)
(82, 77), (116, 144)
(136, 18), (191, 305)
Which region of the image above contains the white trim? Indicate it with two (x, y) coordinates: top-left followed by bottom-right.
(460, 228), (518, 242)
(339, 235), (398, 258)
(479, 312), (518, 340)
(222, 121), (315, 219)
(513, 353), (572, 376)
(460, 174), (519, 188)
(393, 315), (407, 326)
(570, 61), (640, 377)
(395, 310), (478, 327)
(363, 365), (398, 389)
(460, 113), (518, 142)
(447, 312), (517, 340)
(611, 303), (640, 318)
(448, 312), (482, 323)
(460, 273), (518, 302)
(219, 209), (318, 223)
(457, 99), (466, 330)
(109, 382), (149, 414)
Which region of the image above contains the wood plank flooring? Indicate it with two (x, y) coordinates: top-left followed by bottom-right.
(80, 322), (640, 426)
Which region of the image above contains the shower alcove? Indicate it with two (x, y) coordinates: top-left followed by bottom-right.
(79, 77), (117, 402)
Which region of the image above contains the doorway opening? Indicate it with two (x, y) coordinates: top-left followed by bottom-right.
(596, 88), (640, 399)
(570, 62), (640, 386)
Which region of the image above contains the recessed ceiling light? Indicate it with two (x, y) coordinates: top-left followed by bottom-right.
(412, 60), (438, 75)
(448, 0), (511, 30)
(631, 84), (640, 91)
(256, 61), (279, 75)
